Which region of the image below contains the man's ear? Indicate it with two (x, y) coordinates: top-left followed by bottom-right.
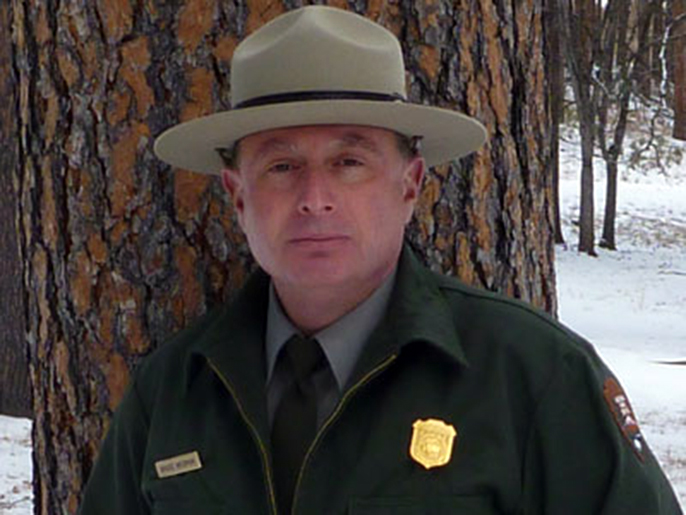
(221, 168), (245, 219)
(402, 156), (425, 204)
(401, 156), (425, 224)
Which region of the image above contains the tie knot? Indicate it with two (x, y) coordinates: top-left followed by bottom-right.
(284, 335), (326, 385)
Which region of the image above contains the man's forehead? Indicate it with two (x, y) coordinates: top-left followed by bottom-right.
(239, 125), (396, 152)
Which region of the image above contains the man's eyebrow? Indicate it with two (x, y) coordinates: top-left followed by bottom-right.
(253, 138), (297, 157)
(334, 133), (381, 154)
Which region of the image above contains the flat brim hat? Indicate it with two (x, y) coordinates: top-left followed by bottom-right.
(154, 6), (487, 174)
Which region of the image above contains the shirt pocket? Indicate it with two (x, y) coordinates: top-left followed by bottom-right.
(145, 470), (222, 506)
(349, 495), (497, 514)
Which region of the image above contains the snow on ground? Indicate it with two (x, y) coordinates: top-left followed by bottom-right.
(0, 416), (32, 514)
(557, 132), (686, 508)
(0, 132), (684, 513)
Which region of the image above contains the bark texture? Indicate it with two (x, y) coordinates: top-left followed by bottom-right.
(11, 0), (556, 512)
(0, 1), (31, 419)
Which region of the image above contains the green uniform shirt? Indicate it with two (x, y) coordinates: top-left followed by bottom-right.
(79, 246), (683, 514)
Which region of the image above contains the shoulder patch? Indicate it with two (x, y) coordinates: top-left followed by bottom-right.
(603, 377), (645, 461)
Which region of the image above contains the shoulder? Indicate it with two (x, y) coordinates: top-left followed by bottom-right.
(141, 304), (228, 366)
(131, 303), (230, 400)
(431, 269), (574, 340)
(429, 270), (610, 387)
(132, 268), (269, 394)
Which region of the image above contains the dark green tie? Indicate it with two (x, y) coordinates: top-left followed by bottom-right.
(271, 335), (327, 514)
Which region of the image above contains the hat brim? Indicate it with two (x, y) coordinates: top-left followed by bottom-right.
(154, 99), (487, 174)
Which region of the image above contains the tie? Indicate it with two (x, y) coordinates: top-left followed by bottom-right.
(271, 335), (327, 514)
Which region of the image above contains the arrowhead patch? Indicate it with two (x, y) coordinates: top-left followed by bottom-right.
(603, 377), (645, 461)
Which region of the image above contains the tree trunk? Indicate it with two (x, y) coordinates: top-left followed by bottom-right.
(597, 0), (654, 251)
(578, 127), (597, 255)
(0, 1), (31, 419)
(10, 0), (556, 512)
(652, 1), (665, 92)
(551, 133), (565, 245)
(635, 0), (655, 98)
(600, 158), (619, 250)
(595, 0), (628, 252)
(672, 0), (686, 139)
(544, 0), (566, 245)
(560, 0), (597, 255)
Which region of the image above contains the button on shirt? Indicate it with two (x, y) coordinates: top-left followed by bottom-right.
(265, 270), (397, 429)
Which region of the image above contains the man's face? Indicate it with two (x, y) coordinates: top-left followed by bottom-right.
(222, 125), (424, 293)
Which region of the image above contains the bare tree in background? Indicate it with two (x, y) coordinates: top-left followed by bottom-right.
(558, 0), (676, 252)
(0, 1), (30, 419)
(544, 0), (566, 245)
(6, 0), (556, 512)
(560, 0), (599, 255)
(671, 0), (686, 139)
(634, 0), (666, 97)
(596, 0), (664, 250)
(595, 0), (632, 250)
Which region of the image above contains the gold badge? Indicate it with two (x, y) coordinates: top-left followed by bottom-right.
(409, 418), (457, 469)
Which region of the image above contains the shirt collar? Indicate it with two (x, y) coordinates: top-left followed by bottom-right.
(265, 268), (397, 390)
(184, 244), (469, 423)
(346, 245), (469, 385)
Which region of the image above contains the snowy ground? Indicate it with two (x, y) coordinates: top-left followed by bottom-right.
(0, 416), (31, 514)
(1, 133), (684, 513)
(557, 133), (686, 508)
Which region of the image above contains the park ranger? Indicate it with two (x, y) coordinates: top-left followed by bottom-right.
(80, 5), (683, 514)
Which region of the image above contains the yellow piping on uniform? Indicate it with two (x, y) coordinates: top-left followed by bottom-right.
(207, 359), (278, 515)
(291, 354), (398, 514)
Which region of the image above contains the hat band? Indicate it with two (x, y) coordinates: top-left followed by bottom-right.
(233, 90), (406, 109)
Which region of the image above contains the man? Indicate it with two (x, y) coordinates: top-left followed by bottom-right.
(80, 6), (682, 514)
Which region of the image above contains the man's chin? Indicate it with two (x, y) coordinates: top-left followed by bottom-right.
(285, 267), (353, 289)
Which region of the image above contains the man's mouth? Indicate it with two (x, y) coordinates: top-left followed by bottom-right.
(289, 234), (350, 245)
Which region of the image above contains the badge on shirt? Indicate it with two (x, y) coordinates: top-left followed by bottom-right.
(603, 377), (645, 461)
(409, 418), (457, 469)
(155, 451), (203, 479)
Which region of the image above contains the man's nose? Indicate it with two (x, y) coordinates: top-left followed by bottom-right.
(297, 168), (335, 215)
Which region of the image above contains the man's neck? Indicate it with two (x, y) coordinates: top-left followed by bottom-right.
(273, 266), (396, 335)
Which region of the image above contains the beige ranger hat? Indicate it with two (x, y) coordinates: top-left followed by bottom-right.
(154, 5), (487, 174)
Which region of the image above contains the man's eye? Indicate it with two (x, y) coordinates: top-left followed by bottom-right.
(268, 162), (295, 173)
(337, 158), (363, 167)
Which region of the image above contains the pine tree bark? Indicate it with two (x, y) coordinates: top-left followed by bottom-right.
(0, 1), (31, 419)
(11, 0), (556, 512)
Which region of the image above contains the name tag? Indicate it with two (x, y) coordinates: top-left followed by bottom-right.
(155, 451), (203, 479)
